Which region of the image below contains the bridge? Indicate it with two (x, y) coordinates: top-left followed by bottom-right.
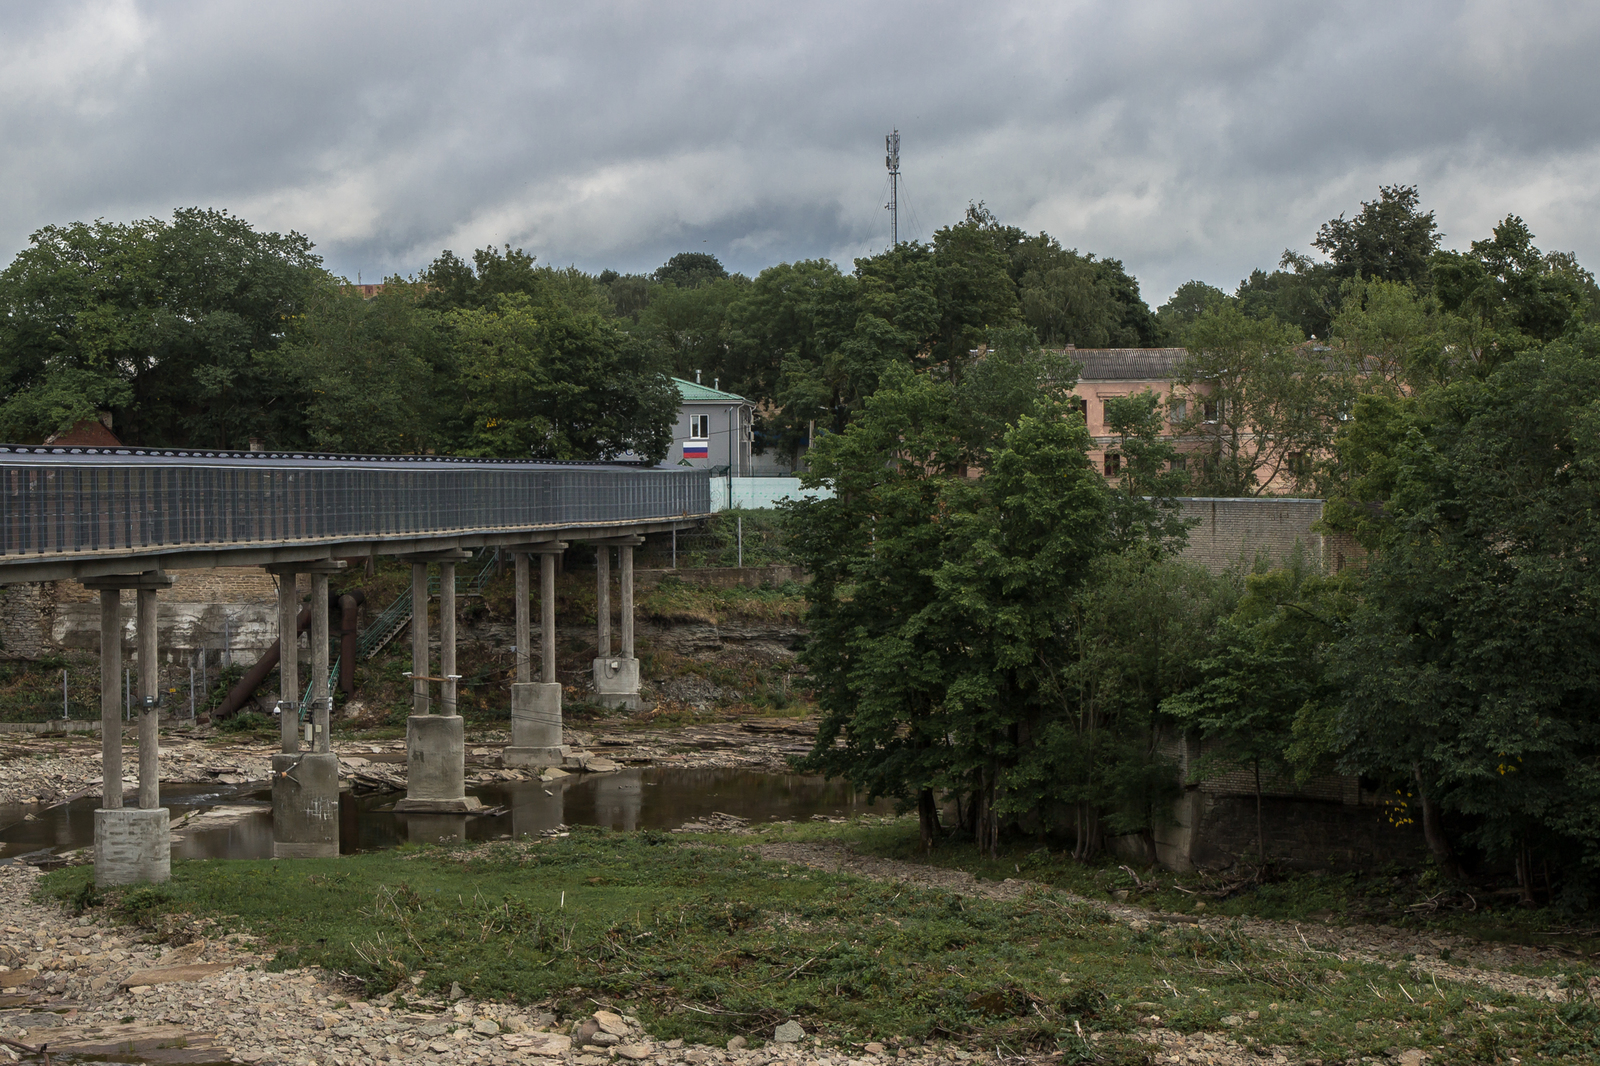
(0, 445), (715, 884)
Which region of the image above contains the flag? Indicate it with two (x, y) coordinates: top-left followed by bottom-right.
(683, 442), (708, 459)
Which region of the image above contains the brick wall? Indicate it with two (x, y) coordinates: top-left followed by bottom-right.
(1194, 794), (1429, 870)
(37, 567), (305, 664)
(1174, 497), (1364, 575)
(0, 583), (55, 659)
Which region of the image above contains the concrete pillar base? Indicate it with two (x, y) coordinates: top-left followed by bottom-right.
(398, 715), (480, 811)
(94, 808), (170, 886)
(400, 813), (466, 844)
(503, 744), (573, 769)
(592, 657), (641, 710)
(509, 681), (563, 747)
(271, 752), (340, 859)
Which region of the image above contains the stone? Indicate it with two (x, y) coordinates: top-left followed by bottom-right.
(865, 1043), (885, 1055)
(449, 981), (466, 1000)
(728, 1035), (749, 1051)
(474, 1017), (500, 1035)
(591, 1031), (620, 1046)
(617, 1044), (652, 1060)
(504, 1032), (572, 1055)
(1398, 1053), (1425, 1066)
(594, 1009), (630, 1036)
(774, 1022), (805, 1043)
(118, 962), (233, 987)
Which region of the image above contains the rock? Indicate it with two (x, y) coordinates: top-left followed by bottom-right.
(473, 1017), (500, 1035)
(449, 980), (466, 1000)
(504, 1032), (572, 1055)
(728, 1035), (749, 1051)
(617, 1044), (653, 1060)
(575, 1019), (602, 1045)
(0, 969), (37, 988)
(118, 962), (232, 987)
(774, 1021), (805, 1043)
(591, 1031), (621, 1046)
(1398, 1052), (1426, 1066)
(1221, 1014), (1243, 1026)
(866, 1042), (885, 1055)
(594, 1009), (630, 1036)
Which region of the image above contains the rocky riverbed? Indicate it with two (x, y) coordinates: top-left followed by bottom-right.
(0, 717), (819, 808)
(0, 860), (1024, 1066)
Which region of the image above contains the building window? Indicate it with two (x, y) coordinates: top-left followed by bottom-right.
(1070, 396), (1088, 420)
(1103, 453), (1122, 477)
(1169, 398), (1186, 424)
(1202, 400), (1219, 423)
(1170, 454), (1187, 472)
(1288, 451), (1310, 478)
(689, 414), (710, 439)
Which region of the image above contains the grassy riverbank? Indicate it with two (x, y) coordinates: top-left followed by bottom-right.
(39, 822), (1600, 1064)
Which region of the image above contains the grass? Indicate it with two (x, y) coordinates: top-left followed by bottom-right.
(638, 577), (808, 626)
(38, 823), (1600, 1063)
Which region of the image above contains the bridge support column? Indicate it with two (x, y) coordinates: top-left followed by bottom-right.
(396, 550), (480, 813)
(268, 561), (344, 858)
(83, 570), (173, 886)
(591, 536), (644, 711)
(505, 542), (568, 769)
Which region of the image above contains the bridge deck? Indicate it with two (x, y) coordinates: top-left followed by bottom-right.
(0, 447), (710, 583)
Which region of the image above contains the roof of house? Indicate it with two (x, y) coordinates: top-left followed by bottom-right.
(43, 418), (122, 448)
(1060, 348), (1188, 382)
(673, 377), (750, 403)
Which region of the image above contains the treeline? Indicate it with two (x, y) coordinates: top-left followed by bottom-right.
(781, 188), (1600, 904)
(0, 205), (1158, 457)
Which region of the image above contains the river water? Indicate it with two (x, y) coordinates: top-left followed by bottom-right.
(0, 768), (892, 864)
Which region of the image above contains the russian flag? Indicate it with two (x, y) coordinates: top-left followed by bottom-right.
(683, 442), (708, 459)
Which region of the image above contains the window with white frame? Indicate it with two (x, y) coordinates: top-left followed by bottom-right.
(689, 414), (710, 439)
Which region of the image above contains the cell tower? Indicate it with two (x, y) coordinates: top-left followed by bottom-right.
(885, 129), (900, 245)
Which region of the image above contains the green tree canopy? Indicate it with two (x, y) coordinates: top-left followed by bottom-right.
(0, 208), (326, 447)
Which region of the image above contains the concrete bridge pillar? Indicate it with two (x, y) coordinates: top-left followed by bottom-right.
(395, 549), (480, 813)
(591, 536), (644, 710)
(83, 569), (173, 886)
(505, 541), (567, 769)
(267, 560), (345, 858)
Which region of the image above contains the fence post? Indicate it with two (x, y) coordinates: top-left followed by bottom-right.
(62, 668), (68, 720)
(737, 516), (743, 568)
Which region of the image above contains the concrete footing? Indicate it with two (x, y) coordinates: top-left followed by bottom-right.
(394, 715), (482, 813)
(94, 808), (170, 886)
(271, 752), (341, 858)
(592, 657), (641, 710)
(504, 682), (566, 768)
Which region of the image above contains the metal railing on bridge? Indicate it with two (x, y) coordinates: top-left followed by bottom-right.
(0, 447), (710, 563)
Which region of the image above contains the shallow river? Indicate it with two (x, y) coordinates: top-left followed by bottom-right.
(0, 768), (891, 864)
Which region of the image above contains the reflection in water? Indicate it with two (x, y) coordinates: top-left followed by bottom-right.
(0, 768), (892, 864)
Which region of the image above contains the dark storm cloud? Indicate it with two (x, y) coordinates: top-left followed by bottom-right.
(2, 0), (1597, 304)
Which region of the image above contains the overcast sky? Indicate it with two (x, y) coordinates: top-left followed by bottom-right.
(3, 0), (1597, 305)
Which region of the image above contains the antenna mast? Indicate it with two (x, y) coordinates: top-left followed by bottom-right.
(884, 129), (900, 245)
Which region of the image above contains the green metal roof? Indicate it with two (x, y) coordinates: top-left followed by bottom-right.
(673, 377), (750, 403)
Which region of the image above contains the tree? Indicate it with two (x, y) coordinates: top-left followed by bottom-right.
(1174, 306), (1345, 496)
(271, 280), (447, 454)
(0, 208), (326, 447)
(928, 205), (1022, 379)
(1163, 556), (1340, 867)
(635, 276), (749, 386)
(1317, 333), (1600, 895)
(442, 295), (677, 461)
(1312, 184), (1441, 289)
(1009, 553), (1232, 860)
(1100, 391), (1194, 554)
(653, 252), (729, 289)
(788, 360), (1108, 854)
(1156, 281), (1229, 344)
